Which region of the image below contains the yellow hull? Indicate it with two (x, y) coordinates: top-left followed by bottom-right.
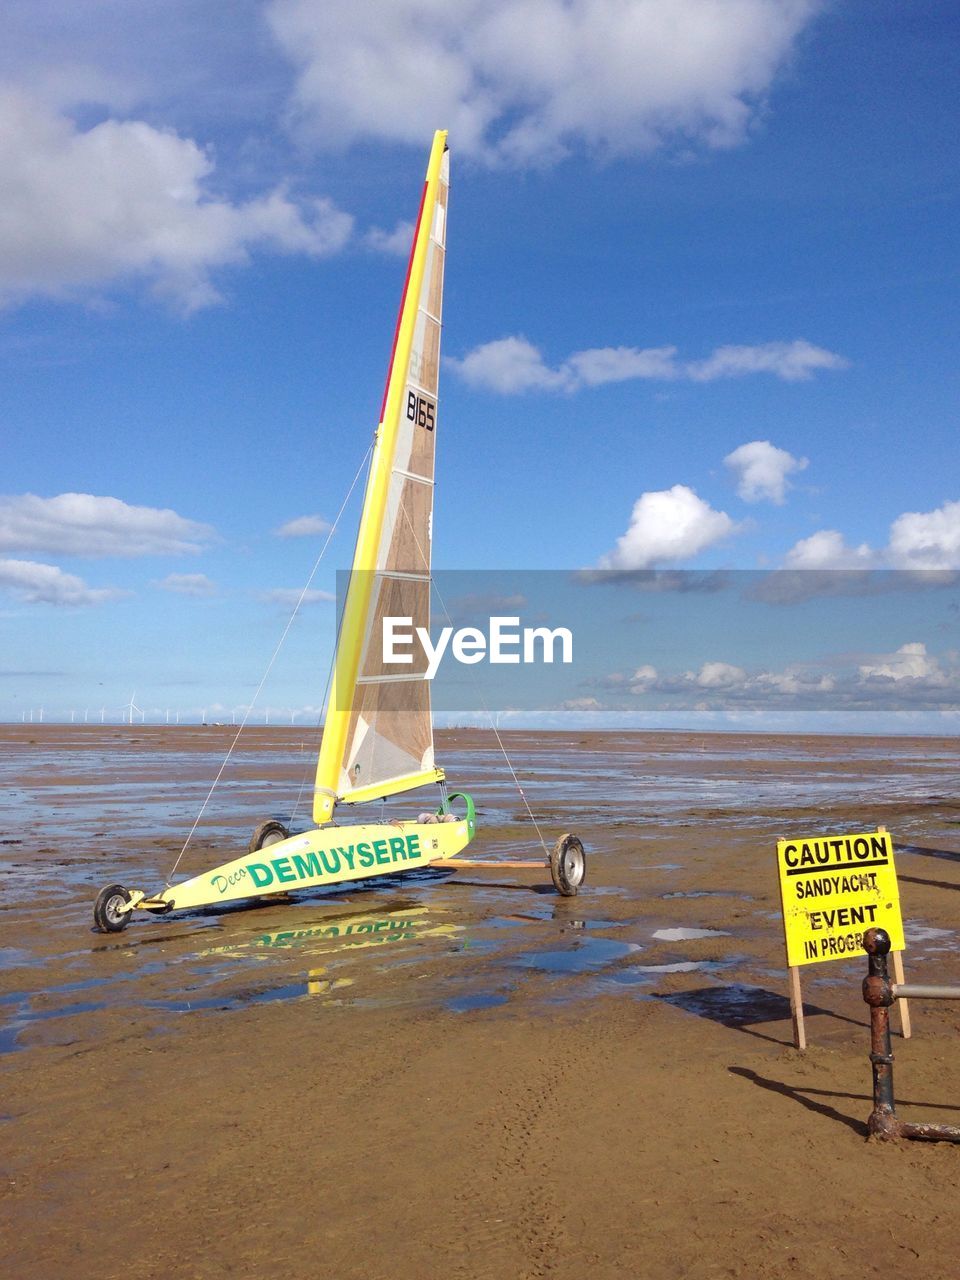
(138, 817), (474, 915)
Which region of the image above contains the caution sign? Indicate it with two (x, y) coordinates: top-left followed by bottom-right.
(777, 829), (904, 967)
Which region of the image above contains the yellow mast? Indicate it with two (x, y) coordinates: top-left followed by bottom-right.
(313, 130), (448, 826)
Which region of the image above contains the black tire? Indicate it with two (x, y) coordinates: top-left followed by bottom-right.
(248, 820), (290, 854)
(94, 883), (132, 933)
(550, 834), (586, 897)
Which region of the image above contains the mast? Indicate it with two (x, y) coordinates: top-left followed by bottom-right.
(313, 130), (448, 826)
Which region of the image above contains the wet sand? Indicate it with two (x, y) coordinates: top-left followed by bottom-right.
(2, 726), (959, 1279)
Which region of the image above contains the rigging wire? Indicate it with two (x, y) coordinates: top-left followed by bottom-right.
(289, 607), (338, 827)
(398, 502), (550, 857)
(164, 443), (373, 886)
(431, 573), (551, 859)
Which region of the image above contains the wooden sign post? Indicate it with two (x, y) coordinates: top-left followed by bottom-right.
(776, 827), (909, 1049)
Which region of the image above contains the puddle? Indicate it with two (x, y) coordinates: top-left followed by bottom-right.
(0, 999), (109, 1053)
(146, 995), (238, 1013)
(487, 913), (624, 932)
(576, 951), (748, 1001)
(904, 923), (957, 950)
(0, 897), (744, 1050)
(513, 936), (640, 974)
(446, 992), (509, 1014)
(652, 927), (731, 942)
(661, 891), (753, 901)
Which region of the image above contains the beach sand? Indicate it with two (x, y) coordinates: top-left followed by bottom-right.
(1, 726), (959, 1279)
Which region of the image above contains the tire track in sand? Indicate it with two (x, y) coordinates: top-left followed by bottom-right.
(448, 1014), (607, 1280)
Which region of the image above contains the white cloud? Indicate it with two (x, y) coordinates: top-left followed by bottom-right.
(606, 645), (955, 710)
(260, 587), (335, 607)
(618, 657), (838, 701)
(0, 88), (353, 310)
(446, 336), (570, 393)
(887, 500), (960, 570)
(755, 670), (835, 695)
(0, 557), (123, 606)
(267, 0), (821, 165)
(566, 345), (680, 386)
(686, 339), (848, 382)
(859, 642), (947, 685)
(560, 696), (603, 711)
(724, 440), (808, 504)
(599, 485), (738, 570)
(782, 500), (960, 575)
(759, 529), (877, 603)
(156, 573), (217, 597)
(447, 336), (845, 394)
(783, 529), (875, 569)
(365, 220), (416, 256)
(695, 660), (747, 688)
(273, 514), (333, 538)
(0, 493), (215, 557)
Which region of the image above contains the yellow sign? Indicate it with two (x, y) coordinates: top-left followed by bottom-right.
(777, 829), (904, 967)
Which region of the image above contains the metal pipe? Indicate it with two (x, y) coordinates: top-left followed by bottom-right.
(899, 1121), (960, 1143)
(893, 984), (960, 1000)
(862, 928), (901, 1139)
(862, 927), (960, 1144)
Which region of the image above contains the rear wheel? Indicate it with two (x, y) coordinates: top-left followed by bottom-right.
(94, 883), (132, 932)
(248, 820), (290, 854)
(550, 834), (586, 897)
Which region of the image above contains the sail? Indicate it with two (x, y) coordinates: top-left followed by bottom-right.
(313, 131), (448, 825)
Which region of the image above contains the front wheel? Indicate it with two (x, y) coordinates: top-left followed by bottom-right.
(550, 834), (586, 897)
(248, 820), (290, 853)
(94, 883), (132, 932)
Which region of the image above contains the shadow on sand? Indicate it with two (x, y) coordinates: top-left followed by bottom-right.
(899, 873), (960, 893)
(899, 843), (960, 864)
(728, 1067), (870, 1136)
(729, 1069), (960, 1137)
(656, 982), (864, 1047)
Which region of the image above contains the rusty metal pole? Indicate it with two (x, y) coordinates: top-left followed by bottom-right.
(862, 927), (901, 1140)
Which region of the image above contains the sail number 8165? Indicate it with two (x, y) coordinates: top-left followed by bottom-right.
(406, 391), (436, 431)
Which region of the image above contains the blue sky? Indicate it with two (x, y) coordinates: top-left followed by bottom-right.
(1, 1), (958, 728)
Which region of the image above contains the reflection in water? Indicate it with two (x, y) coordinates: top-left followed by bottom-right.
(307, 971), (355, 997)
(652, 927), (730, 942)
(0, 902), (467, 1051)
(198, 903), (463, 962)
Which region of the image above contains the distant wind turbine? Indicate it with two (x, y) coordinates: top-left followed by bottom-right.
(123, 691), (143, 725)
